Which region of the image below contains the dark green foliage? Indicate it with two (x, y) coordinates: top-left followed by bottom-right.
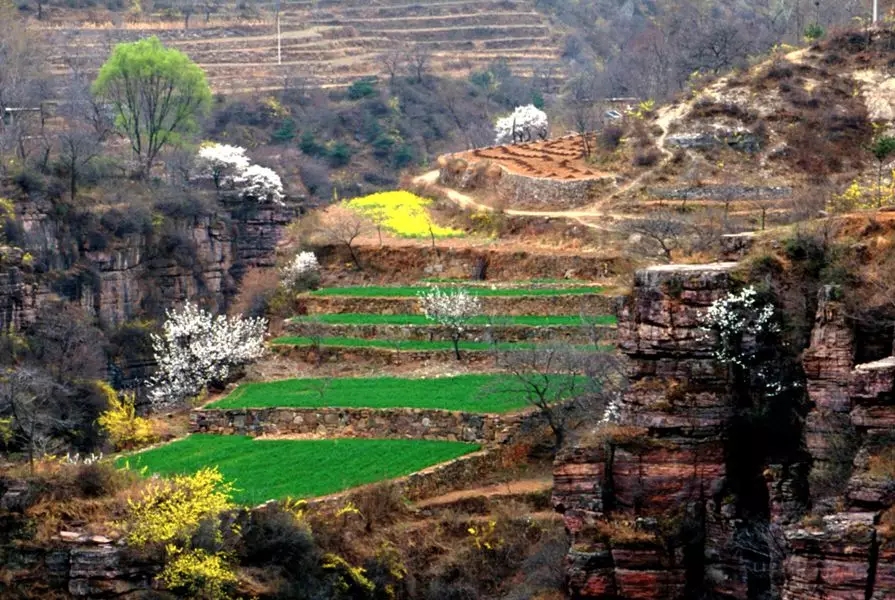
(347, 77), (377, 100)
(299, 131), (327, 158)
(327, 142), (352, 167)
(271, 118), (297, 144)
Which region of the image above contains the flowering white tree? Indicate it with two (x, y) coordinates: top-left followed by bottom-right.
(234, 164), (284, 204)
(418, 286), (482, 360)
(281, 251), (321, 292)
(494, 105), (549, 145)
(704, 286), (793, 397)
(147, 302), (267, 407)
(195, 143), (250, 190)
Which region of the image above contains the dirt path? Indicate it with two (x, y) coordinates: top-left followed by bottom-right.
(414, 477), (552, 509)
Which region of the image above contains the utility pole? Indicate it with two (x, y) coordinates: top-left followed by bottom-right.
(276, 0), (282, 65)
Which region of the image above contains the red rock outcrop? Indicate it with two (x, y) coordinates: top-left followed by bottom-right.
(556, 266), (894, 599)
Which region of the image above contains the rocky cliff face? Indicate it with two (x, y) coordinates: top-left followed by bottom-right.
(0, 193), (294, 332)
(554, 265), (894, 599)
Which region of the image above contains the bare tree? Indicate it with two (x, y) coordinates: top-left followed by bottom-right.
(621, 212), (693, 261)
(380, 45), (406, 85)
(405, 44), (431, 84)
(0, 367), (64, 473)
(55, 73), (110, 201)
(563, 69), (605, 160)
(319, 213), (367, 269)
(491, 344), (625, 449)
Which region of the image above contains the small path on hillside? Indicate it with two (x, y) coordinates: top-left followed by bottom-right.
(413, 476), (552, 509)
(413, 99), (696, 229)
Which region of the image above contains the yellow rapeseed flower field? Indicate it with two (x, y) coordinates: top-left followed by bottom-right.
(345, 191), (463, 239)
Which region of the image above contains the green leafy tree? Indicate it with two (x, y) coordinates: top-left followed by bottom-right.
(870, 135), (895, 207)
(92, 37), (211, 178)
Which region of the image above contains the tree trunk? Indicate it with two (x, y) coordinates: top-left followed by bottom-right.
(346, 243), (362, 270)
(878, 161), (885, 208)
(452, 333), (461, 361)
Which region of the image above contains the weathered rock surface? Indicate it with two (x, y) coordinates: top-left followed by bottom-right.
(556, 265), (894, 599)
(1, 191), (294, 331)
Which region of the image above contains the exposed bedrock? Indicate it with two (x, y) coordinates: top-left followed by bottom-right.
(555, 266), (893, 599)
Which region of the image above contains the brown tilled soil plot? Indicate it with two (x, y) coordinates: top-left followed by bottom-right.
(457, 135), (608, 180)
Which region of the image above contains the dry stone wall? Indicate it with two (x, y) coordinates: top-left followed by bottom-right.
(191, 406), (550, 445)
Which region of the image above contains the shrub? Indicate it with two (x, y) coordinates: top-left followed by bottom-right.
(599, 125), (624, 150)
(327, 142), (352, 168)
(280, 251), (321, 292)
(347, 78), (377, 100)
(96, 381), (157, 451)
(125, 467), (237, 598)
(633, 148), (661, 166)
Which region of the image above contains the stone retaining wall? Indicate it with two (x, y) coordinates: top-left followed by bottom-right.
(297, 294), (619, 318)
(271, 344), (498, 366)
(494, 170), (616, 210)
(313, 244), (629, 281)
(191, 406), (550, 445)
(438, 161), (616, 210)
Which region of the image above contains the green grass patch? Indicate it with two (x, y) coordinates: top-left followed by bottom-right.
(117, 435), (478, 505)
(309, 285), (605, 298)
(271, 336), (614, 353)
(209, 373), (585, 413)
(290, 313), (616, 327)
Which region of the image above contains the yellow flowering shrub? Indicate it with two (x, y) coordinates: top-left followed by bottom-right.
(830, 177), (895, 212)
(467, 519), (501, 552)
(126, 468), (237, 597)
(96, 382), (157, 451)
(345, 191), (463, 239)
(126, 467), (234, 546)
(159, 547), (238, 599)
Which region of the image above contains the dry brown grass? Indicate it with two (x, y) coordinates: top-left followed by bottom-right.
(590, 518), (657, 544)
(868, 448), (895, 479)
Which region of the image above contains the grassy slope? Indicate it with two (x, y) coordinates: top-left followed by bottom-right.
(208, 373), (585, 412)
(290, 314), (616, 326)
(309, 285), (605, 298)
(117, 435), (479, 505)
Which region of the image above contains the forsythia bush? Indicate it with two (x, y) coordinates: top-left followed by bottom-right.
(127, 467), (234, 546)
(345, 191), (463, 239)
(96, 382), (157, 451)
(126, 468), (237, 597)
(160, 547), (238, 598)
(829, 178), (895, 212)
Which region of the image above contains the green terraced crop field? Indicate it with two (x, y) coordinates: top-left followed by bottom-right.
(309, 285), (605, 298)
(117, 435), (479, 505)
(208, 373), (588, 413)
(290, 314), (616, 327)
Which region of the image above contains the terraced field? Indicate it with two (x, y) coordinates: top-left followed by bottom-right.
(209, 373), (584, 412)
(40, 0), (565, 93)
(454, 134), (608, 180)
(123, 277), (614, 502)
(118, 435), (479, 505)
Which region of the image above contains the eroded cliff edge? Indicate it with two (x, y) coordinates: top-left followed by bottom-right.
(554, 263), (894, 599)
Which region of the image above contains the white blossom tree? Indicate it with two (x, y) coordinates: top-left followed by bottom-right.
(195, 143), (250, 190)
(418, 286), (482, 360)
(494, 104), (549, 146)
(147, 302), (267, 407)
(234, 164), (284, 204)
(281, 251), (321, 292)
